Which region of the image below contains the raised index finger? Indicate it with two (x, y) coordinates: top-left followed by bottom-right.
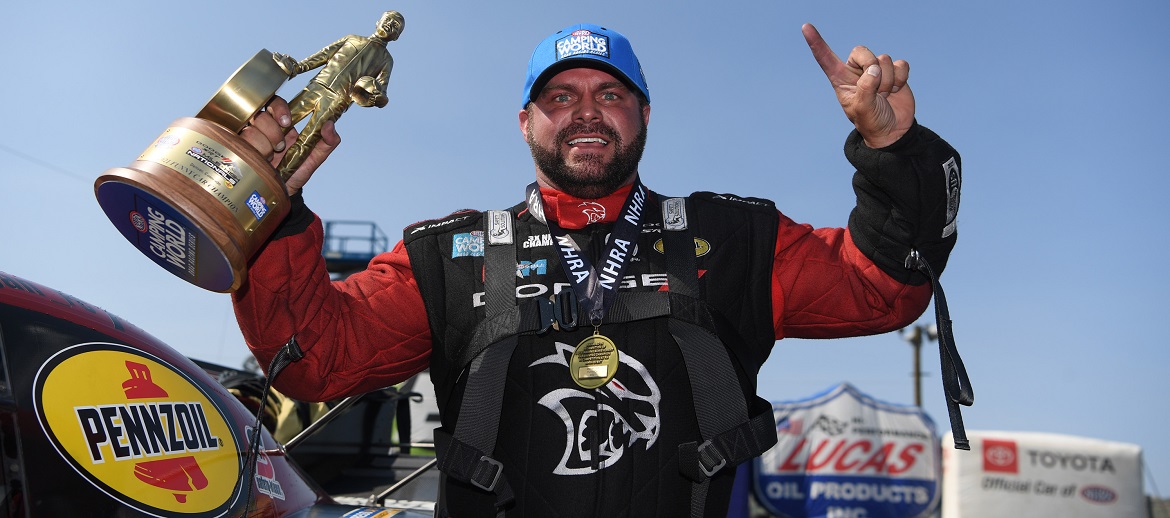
(802, 23), (847, 84)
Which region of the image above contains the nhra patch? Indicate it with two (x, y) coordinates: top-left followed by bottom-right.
(32, 343), (242, 517)
(557, 30), (609, 61)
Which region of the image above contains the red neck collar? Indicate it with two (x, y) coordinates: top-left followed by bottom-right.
(537, 184), (635, 230)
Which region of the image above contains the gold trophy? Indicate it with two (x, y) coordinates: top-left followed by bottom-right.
(95, 11), (404, 292)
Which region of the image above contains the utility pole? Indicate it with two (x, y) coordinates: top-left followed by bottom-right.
(901, 323), (937, 407)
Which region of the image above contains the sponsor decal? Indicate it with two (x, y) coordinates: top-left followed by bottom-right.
(33, 343), (241, 516)
(529, 342), (661, 475)
(245, 191), (268, 221)
(981, 439), (1116, 477)
(341, 508), (395, 518)
(652, 237), (711, 257)
(143, 205), (198, 279)
(556, 30), (609, 61)
(472, 274), (668, 307)
(246, 427), (285, 500)
(773, 432), (929, 475)
(578, 201), (606, 224)
(130, 211), (148, 233)
(410, 215), (472, 235)
(713, 194), (769, 207)
(154, 135), (181, 149)
(942, 156), (960, 238)
(983, 438), (1019, 473)
(1080, 485), (1118, 504)
(517, 259), (548, 278)
(185, 147), (241, 188)
(1024, 448), (1116, 473)
(523, 234), (553, 248)
(452, 231), (484, 258)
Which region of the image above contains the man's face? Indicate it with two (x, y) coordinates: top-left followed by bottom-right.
(520, 67), (650, 199)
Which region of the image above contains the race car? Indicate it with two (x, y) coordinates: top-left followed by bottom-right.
(0, 269), (434, 517)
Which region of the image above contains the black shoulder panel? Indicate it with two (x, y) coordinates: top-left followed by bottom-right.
(402, 209), (483, 245)
(691, 191), (777, 213)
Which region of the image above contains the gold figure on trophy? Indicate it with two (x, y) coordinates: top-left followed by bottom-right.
(272, 10), (404, 175)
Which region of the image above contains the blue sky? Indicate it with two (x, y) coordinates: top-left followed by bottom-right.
(4, 0), (1168, 500)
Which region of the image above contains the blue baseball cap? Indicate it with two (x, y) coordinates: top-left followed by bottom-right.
(521, 23), (650, 108)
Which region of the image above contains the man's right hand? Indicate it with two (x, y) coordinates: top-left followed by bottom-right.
(239, 96), (342, 196)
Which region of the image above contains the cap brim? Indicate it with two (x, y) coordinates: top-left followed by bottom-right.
(526, 58), (644, 106)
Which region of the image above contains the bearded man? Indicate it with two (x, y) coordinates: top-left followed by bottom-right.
(234, 22), (964, 518)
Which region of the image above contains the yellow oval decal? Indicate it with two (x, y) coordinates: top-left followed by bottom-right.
(34, 343), (241, 516)
(652, 237), (711, 257)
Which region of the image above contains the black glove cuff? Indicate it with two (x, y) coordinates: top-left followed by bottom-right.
(270, 191), (315, 240)
(845, 122), (961, 285)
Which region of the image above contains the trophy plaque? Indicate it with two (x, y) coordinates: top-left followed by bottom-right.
(95, 10), (403, 293)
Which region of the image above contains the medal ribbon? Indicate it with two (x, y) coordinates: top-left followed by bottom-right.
(525, 179), (650, 324)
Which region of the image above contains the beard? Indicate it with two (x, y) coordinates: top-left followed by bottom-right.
(527, 119), (647, 199)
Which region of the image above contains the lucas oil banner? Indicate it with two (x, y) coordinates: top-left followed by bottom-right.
(752, 383), (940, 518)
(941, 430), (1144, 517)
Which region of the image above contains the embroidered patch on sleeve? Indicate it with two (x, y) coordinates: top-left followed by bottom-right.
(942, 156), (961, 238)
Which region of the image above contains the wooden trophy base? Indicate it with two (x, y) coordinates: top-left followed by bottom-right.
(95, 117), (290, 292)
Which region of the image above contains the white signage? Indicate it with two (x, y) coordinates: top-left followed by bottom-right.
(942, 430), (1144, 517)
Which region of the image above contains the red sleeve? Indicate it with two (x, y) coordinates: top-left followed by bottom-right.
(772, 212), (932, 340)
(232, 215), (432, 402)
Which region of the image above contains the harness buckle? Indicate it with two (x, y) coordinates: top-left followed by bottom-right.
(472, 455), (504, 492)
(536, 292), (580, 334)
(555, 289), (579, 331)
(536, 297), (556, 334)
(697, 439), (727, 477)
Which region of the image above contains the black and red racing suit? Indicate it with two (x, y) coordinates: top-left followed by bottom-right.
(232, 123), (961, 516)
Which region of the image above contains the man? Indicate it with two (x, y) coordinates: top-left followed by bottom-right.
(234, 22), (961, 517)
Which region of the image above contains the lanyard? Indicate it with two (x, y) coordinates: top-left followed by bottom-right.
(524, 179), (650, 325)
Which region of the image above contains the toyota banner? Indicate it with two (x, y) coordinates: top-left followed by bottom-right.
(941, 430), (1144, 517)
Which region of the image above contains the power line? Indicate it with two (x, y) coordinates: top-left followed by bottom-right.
(0, 143), (89, 182)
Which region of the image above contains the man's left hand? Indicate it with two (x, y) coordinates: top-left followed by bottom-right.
(802, 23), (914, 149)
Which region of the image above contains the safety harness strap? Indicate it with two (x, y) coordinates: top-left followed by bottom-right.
(434, 337), (518, 508)
(662, 197), (777, 517)
(436, 203), (777, 517)
(906, 249), (974, 450)
(458, 290), (676, 370)
(434, 211), (519, 511)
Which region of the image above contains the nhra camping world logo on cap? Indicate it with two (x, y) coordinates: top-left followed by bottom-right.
(32, 343), (243, 517)
(556, 29), (609, 61)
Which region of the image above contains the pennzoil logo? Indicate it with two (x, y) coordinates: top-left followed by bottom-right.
(33, 343), (242, 517)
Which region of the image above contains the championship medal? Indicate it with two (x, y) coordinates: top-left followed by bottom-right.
(570, 331), (619, 389)
(523, 180), (648, 390)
